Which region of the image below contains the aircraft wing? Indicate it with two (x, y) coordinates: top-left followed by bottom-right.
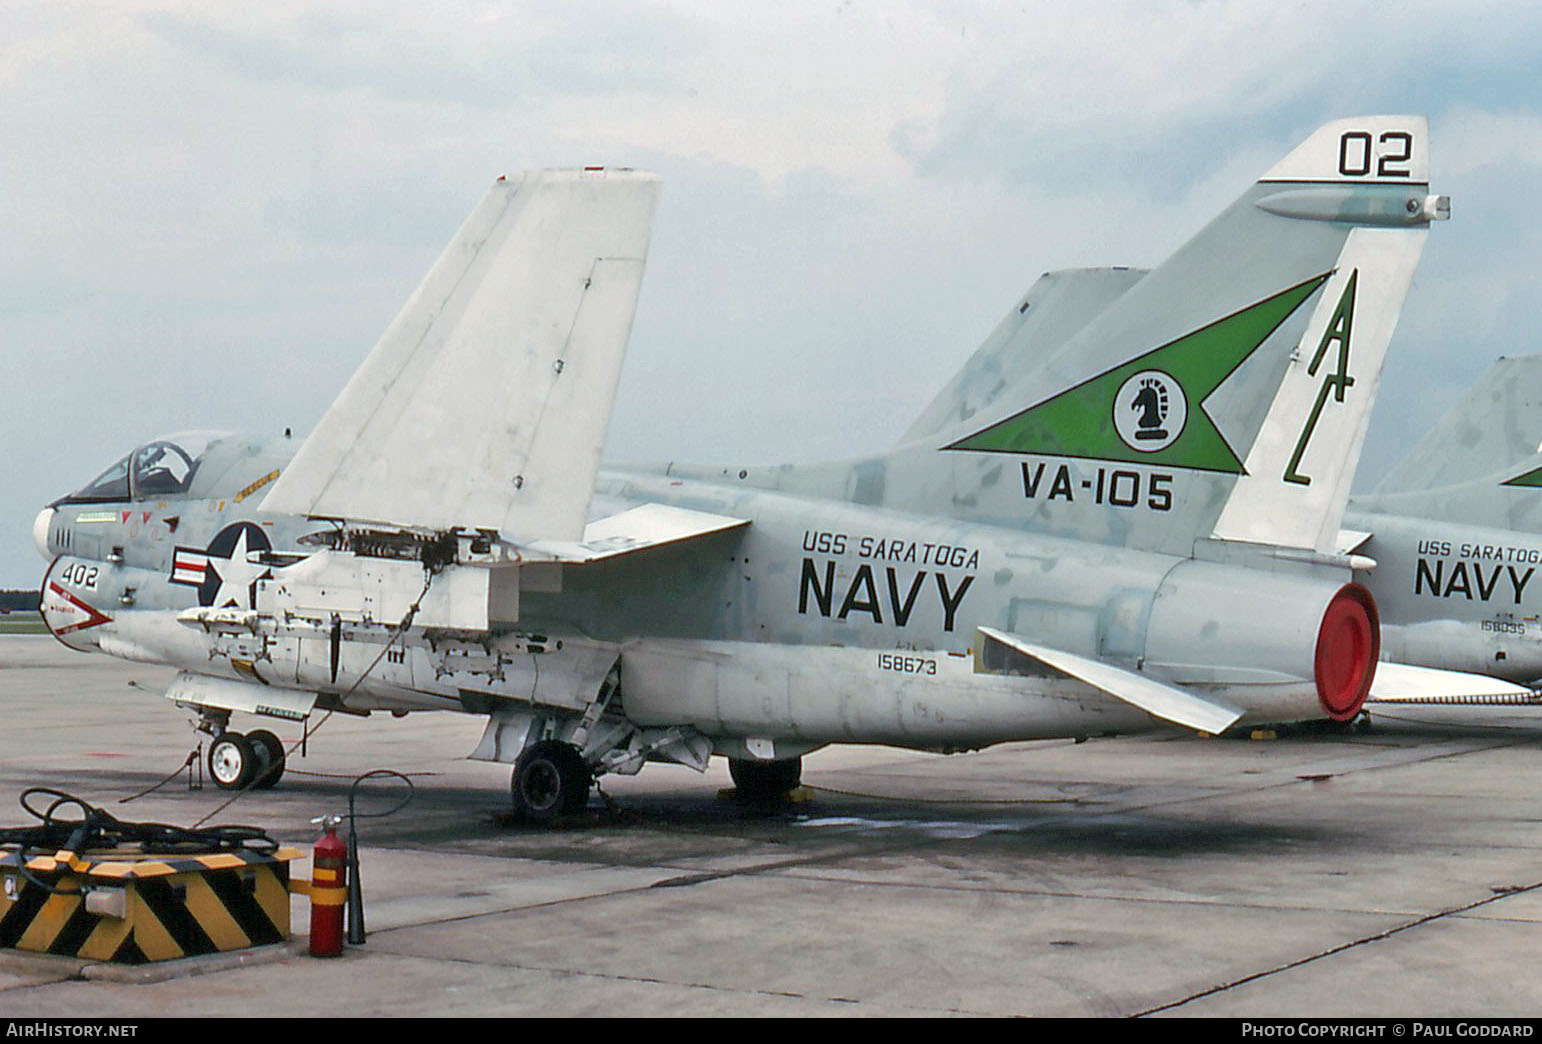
(977, 627), (1244, 733)
(1367, 662), (1539, 705)
(262, 169), (661, 544)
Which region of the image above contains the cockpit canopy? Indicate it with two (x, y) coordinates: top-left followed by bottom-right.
(55, 431), (235, 505)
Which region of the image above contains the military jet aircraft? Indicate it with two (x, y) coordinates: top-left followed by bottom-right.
(1339, 355), (1542, 702)
(32, 117), (1454, 822)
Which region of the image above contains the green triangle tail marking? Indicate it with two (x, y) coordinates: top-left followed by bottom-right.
(1502, 466), (1542, 489)
(945, 272), (1332, 474)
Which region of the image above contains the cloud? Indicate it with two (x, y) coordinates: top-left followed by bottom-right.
(3, 2), (1542, 584)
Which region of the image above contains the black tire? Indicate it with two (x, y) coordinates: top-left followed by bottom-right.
(208, 732), (257, 791)
(511, 741), (591, 823)
(246, 729), (286, 789)
(728, 757), (802, 801)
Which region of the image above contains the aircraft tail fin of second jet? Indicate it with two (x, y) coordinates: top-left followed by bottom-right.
(1352, 448), (1542, 535)
(262, 168), (661, 545)
(927, 116), (1446, 558)
(1374, 355), (1542, 496)
(1347, 355), (1542, 534)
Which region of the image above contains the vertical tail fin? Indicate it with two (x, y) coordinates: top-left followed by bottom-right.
(1350, 355), (1542, 534)
(1209, 219), (1434, 550)
(1374, 355), (1542, 495)
(923, 117), (1447, 556)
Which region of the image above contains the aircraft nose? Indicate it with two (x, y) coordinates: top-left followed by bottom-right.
(32, 507), (54, 561)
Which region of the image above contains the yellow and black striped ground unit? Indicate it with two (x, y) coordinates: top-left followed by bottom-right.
(0, 846), (302, 963)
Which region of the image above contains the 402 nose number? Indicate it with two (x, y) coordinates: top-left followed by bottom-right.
(56, 562), (99, 589)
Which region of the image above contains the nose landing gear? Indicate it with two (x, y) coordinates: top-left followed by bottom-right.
(206, 727), (287, 791)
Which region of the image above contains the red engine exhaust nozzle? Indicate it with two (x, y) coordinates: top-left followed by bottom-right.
(1315, 583), (1379, 721)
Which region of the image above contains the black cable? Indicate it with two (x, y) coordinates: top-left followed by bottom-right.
(343, 769), (414, 944)
(118, 749), (200, 804)
(0, 787), (279, 896)
(345, 769), (415, 823)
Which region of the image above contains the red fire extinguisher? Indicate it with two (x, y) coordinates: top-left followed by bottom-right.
(309, 814), (347, 958)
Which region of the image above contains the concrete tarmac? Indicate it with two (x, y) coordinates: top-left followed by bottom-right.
(2, 635), (1542, 1018)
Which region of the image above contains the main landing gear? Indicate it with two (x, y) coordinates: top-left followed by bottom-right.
(509, 740), (591, 824)
(504, 748), (806, 822)
(207, 728), (286, 791)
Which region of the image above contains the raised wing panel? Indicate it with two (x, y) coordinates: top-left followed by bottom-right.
(263, 169), (661, 543)
(900, 267), (1149, 445)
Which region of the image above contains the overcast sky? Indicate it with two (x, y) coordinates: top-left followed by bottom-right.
(4, 1), (1541, 587)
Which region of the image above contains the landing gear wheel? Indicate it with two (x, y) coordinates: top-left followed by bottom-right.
(208, 732), (257, 790)
(511, 741), (591, 824)
(246, 729), (286, 789)
(729, 757), (802, 801)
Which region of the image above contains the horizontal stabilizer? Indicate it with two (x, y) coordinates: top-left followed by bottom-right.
(977, 627), (1243, 733)
(525, 503), (749, 563)
(263, 169), (661, 543)
(1368, 662), (1538, 706)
